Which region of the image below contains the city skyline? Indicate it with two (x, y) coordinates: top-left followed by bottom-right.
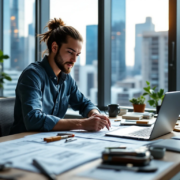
(50, 0), (168, 66)
(23, 0), (169, 66)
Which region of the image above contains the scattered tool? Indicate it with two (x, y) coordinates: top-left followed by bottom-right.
(44, 134), (75, 142)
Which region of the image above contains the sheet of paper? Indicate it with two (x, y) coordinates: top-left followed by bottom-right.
(23, 126), (152, 146)
(26, 137), (141, 154)
(78, 160), (173, 180)
(0, 128), (165, 175)
(0, 136), (142, 175)
(0, 138), (100, 175)
(12, 147), (99, 175)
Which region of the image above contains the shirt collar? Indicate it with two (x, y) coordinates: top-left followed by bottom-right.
(41, 55), (67, 83)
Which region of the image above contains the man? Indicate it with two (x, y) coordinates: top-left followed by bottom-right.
(10, 18), (110, 134)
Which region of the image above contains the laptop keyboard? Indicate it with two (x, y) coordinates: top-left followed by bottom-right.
(128, 127), (153, 137)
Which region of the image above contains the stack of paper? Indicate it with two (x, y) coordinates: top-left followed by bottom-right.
(122, 112), (154, 119)
(122, 114), (143, 120)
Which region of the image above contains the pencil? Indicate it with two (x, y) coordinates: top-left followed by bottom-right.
(44, 134), (75, 142)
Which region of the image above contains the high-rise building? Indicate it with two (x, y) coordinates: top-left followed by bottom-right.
(111, 75), (142, 106)
(3, 0), (34, 97)
(78, 60), (97, 104)
(86, 25), (98, 65)
(10, 0), (25, 70)
(111, 0), (126, 84)
(141, 31), (168, 93)
(134, 17), (155, 75)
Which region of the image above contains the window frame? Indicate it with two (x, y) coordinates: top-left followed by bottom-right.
(168, 0), (180, 91)
(0, 0), (3, 96)
(35, 0), (50, 62)
(98, 0), (111, 109)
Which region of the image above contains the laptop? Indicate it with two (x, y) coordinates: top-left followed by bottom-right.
(106, 91), (180, 140)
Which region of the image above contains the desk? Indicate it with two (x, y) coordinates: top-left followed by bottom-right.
(1, 129), (180, 179)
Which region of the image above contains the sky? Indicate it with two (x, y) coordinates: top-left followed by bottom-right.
(24, 0), (168, 66)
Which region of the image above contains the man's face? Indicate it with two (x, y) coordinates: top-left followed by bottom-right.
(54, 36), (82, 74)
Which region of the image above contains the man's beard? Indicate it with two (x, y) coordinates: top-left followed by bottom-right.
(54, 49), (73, 74)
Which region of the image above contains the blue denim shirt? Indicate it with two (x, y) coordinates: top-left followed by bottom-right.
(10, 56), (99, 134)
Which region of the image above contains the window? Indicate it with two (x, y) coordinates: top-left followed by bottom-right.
(50, 0), (98, 104)
(3, 0), (35, 97)
(1, 0), (178, 110)
(111, 0), (169, 108)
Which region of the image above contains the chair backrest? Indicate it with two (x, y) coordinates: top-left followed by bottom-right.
(0, 97), (15, 137)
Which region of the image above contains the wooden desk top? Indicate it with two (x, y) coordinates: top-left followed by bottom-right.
(1, 129), (180, 180)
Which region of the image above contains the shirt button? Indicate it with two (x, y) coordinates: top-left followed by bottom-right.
(54, 77), (56, 80)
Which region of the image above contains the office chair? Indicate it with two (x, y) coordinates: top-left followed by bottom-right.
(0, 97), (15, 137)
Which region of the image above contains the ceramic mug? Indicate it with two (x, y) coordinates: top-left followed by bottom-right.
(106, 104), (120, 117)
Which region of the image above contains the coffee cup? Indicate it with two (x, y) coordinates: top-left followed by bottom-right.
(107, 104), (120, 117)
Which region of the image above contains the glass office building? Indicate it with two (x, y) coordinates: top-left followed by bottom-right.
(86, 25), (98, 65)
(111, 0), (126, 85)
(3, 0), (35, 97)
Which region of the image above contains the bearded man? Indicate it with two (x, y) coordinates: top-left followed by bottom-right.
(10, 18), (110, 134)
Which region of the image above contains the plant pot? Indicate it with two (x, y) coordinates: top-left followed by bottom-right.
(156, 105), (161, 114)
(133, 104), (146, 113)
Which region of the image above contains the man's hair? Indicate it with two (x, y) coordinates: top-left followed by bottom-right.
(38, 18), (83, 56)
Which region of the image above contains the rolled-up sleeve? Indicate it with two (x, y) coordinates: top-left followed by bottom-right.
(18, 70), (59, 131)
(69, 78), (100, 117)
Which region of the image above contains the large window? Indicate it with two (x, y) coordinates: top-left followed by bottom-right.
(1, 0), (179, 110)
(50, 0), (98, 104)
(3, 0), (35, 97)
(111, 0), (169, 108)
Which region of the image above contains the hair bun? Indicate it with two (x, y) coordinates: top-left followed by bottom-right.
(48, 18), (66, 30)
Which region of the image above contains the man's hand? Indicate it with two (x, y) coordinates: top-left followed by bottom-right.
(82, 114), (111, 131)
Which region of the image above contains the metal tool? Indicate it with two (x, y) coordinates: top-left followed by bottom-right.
(65, 138), (77, 143)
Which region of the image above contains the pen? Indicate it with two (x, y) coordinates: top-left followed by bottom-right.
(33, 159), (56, 180)
(44, 134), (75, 142)
(105, 146), (126, 149)
(57, 133), (74, 136)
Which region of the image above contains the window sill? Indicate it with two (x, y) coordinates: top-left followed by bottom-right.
(65, 106), (156, 119)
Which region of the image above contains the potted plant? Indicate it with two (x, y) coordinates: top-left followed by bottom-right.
(0, 50), (12, 90)
(129, 95), (146, 112)
(143, 81), (164, 114)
